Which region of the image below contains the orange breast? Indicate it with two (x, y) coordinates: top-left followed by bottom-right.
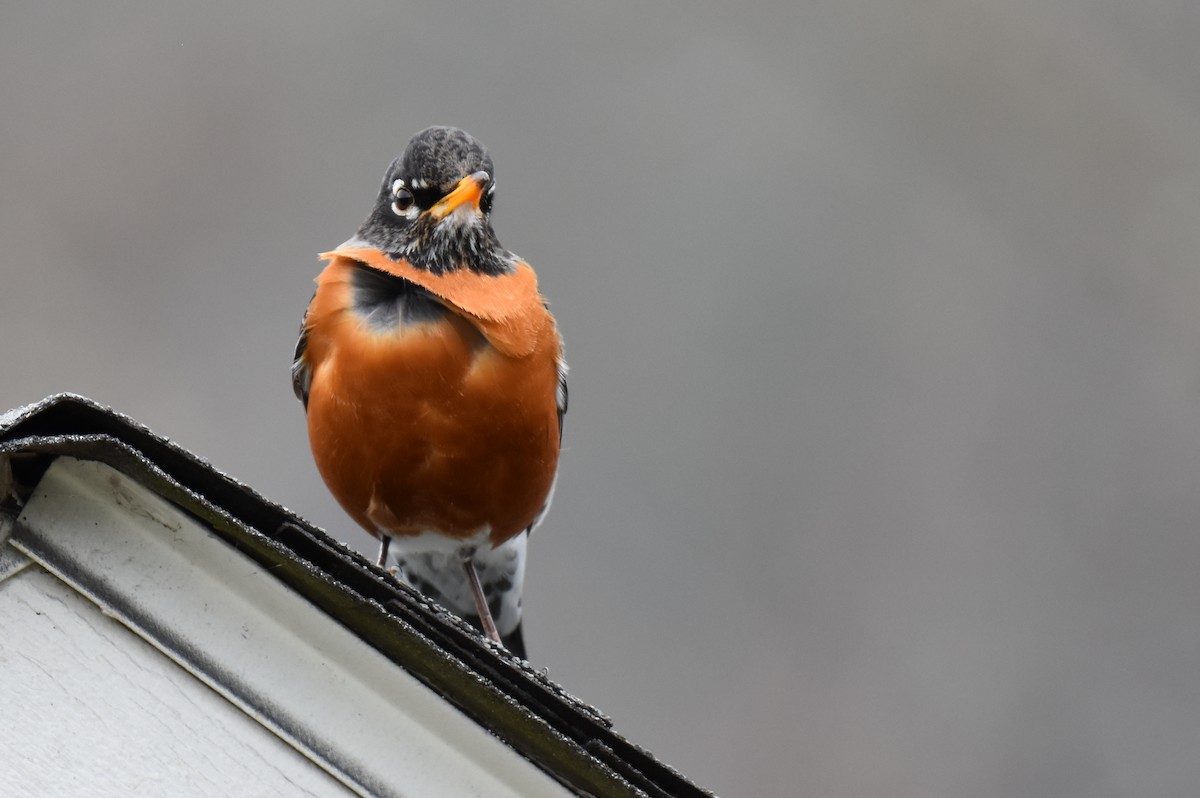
(302, 253), (562, 548)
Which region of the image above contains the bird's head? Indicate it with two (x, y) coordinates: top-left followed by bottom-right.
(353, 126), (515, 275)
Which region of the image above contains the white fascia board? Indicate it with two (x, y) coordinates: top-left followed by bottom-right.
(10, 457), (570, 798)
(0, 542), (31, 584)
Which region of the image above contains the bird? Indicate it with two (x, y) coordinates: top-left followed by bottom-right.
(292, 126), (566, 656)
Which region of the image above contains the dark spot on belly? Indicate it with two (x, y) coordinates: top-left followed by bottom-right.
(351, 263), (448, 332)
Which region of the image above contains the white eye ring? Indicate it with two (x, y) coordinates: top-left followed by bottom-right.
(391, 177), (416, 216)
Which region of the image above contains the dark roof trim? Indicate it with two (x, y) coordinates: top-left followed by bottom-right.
(0, 394), (711, 798)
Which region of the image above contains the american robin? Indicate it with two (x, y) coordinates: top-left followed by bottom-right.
(292, 126), (566, 656)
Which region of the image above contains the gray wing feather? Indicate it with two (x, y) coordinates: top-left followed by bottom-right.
(291, 296), (314, 408)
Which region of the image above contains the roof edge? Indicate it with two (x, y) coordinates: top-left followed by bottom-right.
(0, 394), (713, 798)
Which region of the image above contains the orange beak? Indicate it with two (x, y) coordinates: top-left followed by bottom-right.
(429, 170), (490, 221)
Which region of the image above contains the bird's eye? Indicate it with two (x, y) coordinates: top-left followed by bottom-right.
(391, 187), (415, 215)
(480, 182), (496, 214)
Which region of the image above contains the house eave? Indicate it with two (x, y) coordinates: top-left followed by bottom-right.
(0, 394), (711, 798)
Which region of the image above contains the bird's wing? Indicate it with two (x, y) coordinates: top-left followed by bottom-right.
(557, 356), (568, 441)
(291, 294), (315, 408)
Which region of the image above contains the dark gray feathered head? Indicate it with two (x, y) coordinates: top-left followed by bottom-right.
(353, 126), (515, 276)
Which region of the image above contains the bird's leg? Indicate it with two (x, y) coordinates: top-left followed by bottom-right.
(462, 557), (502, 645)
(376, 535), (392, 569)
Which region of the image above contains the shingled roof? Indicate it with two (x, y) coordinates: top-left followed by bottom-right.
(0, 393), (712, 797)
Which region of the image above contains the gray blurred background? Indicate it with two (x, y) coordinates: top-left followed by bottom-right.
(3, 3), (1199, 796)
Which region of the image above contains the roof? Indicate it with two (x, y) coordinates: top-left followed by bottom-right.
(0, 393), (712, 798)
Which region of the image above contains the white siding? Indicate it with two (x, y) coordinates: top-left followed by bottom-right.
(0, 561), (354, 798)
(3, 458), (571, 798)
